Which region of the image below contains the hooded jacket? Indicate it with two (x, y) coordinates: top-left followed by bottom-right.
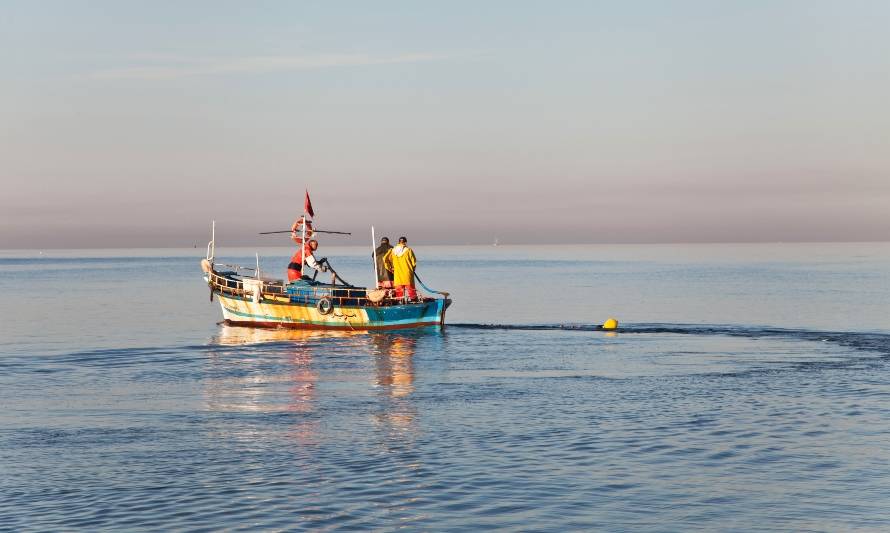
(383, 244), (417, 287)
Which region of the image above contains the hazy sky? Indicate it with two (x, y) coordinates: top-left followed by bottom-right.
(2, 1), (889, 248)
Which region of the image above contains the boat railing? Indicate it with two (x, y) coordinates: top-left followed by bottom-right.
(207, 269), (427, 307)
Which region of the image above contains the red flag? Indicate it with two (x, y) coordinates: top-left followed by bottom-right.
(304, 189), (314, 218)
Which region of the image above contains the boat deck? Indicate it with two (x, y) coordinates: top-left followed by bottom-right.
(207, 268), (437, 308)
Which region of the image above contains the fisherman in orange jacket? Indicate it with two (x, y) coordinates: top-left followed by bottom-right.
(287, 217), (326, 281)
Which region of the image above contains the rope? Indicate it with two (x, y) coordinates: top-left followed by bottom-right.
(413, 270), (449, 298)
(327, 264), (353, 287)
(312, 258), (353, 287)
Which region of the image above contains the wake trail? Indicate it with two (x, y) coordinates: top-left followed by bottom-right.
(450, 323), (890, 356)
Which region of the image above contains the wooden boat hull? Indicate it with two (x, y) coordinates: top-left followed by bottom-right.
(217, 292), (448, 330)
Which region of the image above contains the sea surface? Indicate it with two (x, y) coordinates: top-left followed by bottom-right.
(1, 243), (889, 531)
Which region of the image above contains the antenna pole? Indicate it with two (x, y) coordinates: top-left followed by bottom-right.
(206, 220), (216, 263)
(300, 213), (307, 278)
(371, 226), (379, 288)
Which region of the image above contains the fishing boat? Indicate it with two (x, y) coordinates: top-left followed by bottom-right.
(200, 220), (451, 331)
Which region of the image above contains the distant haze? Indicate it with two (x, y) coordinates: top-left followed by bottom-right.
(2, 1), (889, 248)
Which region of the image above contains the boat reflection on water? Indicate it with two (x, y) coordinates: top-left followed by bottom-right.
(371, 334), (417, 397)
(369, 333), (419, 435)
(205, 325), (437, 444)
(211, 325), (366, 346)
(204, 326), (364, 445)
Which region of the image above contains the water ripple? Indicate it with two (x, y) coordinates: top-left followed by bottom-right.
(3, 325), (890, 530)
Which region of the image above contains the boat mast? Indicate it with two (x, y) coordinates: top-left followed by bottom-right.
(206, 220), (216, 264)
(300, 192), (307, 275)
(371, 225), (379, 288)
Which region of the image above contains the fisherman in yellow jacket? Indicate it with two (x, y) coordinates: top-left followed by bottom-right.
(383, 236), (418, 301)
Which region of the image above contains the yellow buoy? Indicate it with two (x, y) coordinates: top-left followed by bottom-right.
(602, 317), (619, 330)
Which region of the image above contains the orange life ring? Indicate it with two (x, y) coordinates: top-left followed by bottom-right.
(292, 217), (315, 238)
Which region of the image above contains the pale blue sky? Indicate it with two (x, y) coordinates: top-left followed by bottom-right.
(2, 1), (889, 247)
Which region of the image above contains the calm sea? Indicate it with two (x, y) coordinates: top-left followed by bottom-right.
(1, 243), (889, 531)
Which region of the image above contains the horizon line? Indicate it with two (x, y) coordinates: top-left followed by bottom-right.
(2, 239), (889, 252)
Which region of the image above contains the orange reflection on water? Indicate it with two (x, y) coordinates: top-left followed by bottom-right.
(371, 334), (417, 397)
(210, 326), (368, 413)
(203, 326), (371, 444)
(206, 326), (430, 444)
(212, 325), (366, 346)
(369, 333), (419, 434)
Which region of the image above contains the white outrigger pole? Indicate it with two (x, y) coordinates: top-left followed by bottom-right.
(371, 225), (379, 288)
(300, 211), (307, 268)
(300, 189), (309, 273)
(206, 220), (216, 264)
(201, 220), (216, 300)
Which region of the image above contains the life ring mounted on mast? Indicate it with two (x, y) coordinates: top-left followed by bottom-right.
(292, 216), (315, 238)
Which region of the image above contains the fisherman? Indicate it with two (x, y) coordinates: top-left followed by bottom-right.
(287, 238), (327, 281)
(287, 218), (327, 281)
(383, 236), (417, 300)
(373, 236), (394, 289)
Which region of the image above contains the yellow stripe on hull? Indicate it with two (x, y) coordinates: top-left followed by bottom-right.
(220, 295), (368, 327)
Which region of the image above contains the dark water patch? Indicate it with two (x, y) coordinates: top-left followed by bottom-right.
(17, 344), (210, 366)
(5, 426), (176, 449)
